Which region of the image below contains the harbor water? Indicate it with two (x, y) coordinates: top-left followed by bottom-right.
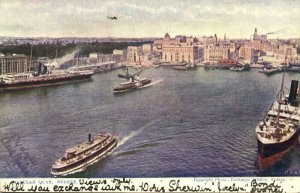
(0, 68), (300, 177)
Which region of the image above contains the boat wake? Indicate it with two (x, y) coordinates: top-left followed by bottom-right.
(116, 119), (159, 149)
(138, 79), (164, 89)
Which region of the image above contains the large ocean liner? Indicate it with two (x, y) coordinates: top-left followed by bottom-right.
(0, 63), (94, 91)
(51, 133), (117, 176)
(256, 74), (300, 169)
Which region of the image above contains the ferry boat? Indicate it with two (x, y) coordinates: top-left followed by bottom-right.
(113, 77), (151, 93)
(0, 63), (94, 91)
(255, 74), (300, 170)
(51, 133), (117, 176)
(113, 68), (152, 93)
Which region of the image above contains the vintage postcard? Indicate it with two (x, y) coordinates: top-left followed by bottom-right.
(0, 0), (300, 192)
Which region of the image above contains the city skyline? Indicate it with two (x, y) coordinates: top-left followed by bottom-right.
(0, 0), (300, 39)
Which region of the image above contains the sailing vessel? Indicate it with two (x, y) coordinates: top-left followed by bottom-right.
(255, 74), (300, 169)
(51, 133), (117, 176)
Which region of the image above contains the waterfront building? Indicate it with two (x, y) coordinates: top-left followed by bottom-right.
(60, 52), (124, 69)
(157, 33), (199, 63)
(89, 52), (124, 63)
(162, 44), (199, 63)
(113, 49), (127, 61)
(127, 46), (143, 63)
(153, 33), (181, 58)
(203, 46), (230, 63)
(239, 47), (257, 63)
(0, 53), (29, 75)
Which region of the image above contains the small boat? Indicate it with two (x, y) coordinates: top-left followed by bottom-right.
(173, 63), (196, 70)
(51, 133), (117, 176)
(258, 67), (283, 75)
(230, 64), (250, 72)
(204, 63), (216, 70)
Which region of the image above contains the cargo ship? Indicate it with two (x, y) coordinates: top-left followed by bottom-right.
(51, 133), (117, 176)
(255, 74), (300, 170)
(0, 63), (94, 91)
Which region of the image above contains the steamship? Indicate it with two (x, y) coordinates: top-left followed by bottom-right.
(255, 75), (300, 169)
(0, 63), (94, 91)
(113, 68), (151, 93)
(51, 133), (117, 176)
(113, 78), (151, 93)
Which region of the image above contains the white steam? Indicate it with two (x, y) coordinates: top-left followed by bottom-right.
(45, 48), (80, 68)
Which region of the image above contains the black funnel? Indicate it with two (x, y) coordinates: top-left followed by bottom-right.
(288, 80), (298, 106)
(42, 65), (47, 74)
(37, 63), (42, 75)
(88, 134), (92, 143)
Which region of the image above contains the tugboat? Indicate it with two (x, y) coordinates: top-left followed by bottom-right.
(113, 68), (151, 93)
(51, 133), (117, 176)
(255, 73), (300, 170)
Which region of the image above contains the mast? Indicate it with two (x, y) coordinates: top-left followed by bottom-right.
(29, 45), (33, 72)
(55, 46), (58, 59)
(276, 71), (285, 136)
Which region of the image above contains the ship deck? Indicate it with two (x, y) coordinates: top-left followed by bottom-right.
(52, 134), (112, 168)
(66, 134), (109, 155)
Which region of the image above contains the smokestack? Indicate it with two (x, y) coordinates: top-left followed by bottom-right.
(288, 80), (298, 106)
(42, 65), (47, 74)
(88, 134), (92, 143)
(37, 63), (42, 75)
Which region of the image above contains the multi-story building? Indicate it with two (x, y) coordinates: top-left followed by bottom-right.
(0, 53), (29, 75)
(198, 34), (218, 45)
(153, 33), (181, 58)
(203, 46), (230, 63)
(127, 46), (143, 63)
(162, 44), (199, 63)
(142, 44), (153, 53)
(239, 47), (256, 63)
(113, 49), (127, 61)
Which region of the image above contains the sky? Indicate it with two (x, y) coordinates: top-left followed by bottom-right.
(0, 0), (299, 39)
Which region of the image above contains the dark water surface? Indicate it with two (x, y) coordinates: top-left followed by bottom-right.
(1, 68), (299, 177)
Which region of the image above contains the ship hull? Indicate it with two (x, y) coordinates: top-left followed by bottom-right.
(257, 129), (299, 159)
(0, 73), (93, 92)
